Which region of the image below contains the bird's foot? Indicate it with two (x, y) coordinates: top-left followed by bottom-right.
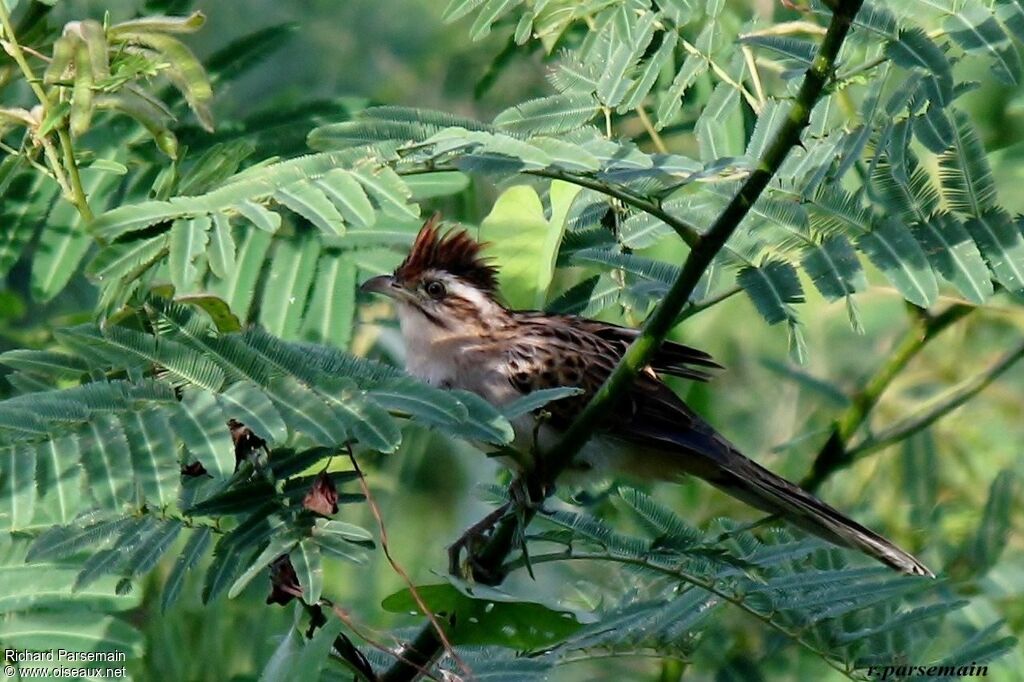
(509, 475), (550, 511)
(447, 502), (511, 581)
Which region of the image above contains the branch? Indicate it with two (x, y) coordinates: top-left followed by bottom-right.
(0, 2), (93, 223)
(345, 447), (470, 679)
(381, 2), (865, 679)
(800, 303), (973, 492)
(847, 337), (1024, 459)
(505, 550), (862, 681)
(526, 167), (702, 247)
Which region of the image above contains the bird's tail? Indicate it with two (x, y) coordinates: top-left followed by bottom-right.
(706, 450), (934, 577)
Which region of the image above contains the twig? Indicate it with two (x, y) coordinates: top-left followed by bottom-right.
(680, 37), (762, 113)
(801, 303), (972, 492)
(742, 45), (767, 108)
(677, 284), (743, 322)
(0, 3), (93, 222)
(527, 167), (702, 247)
(0, 140), (55, 178)
(380, 2), (866, 679)
(0, 7), (48, 105)
(502, 550), (862, 681)
(327, 602), (445, 682)
(345, 446), (471, 681)
(635, 105), (668, 154)
(57, 126), (93, 221)
(847, 338), (1024, 459)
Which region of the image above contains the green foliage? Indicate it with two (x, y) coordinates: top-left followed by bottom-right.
(0, 0), (1022, 679)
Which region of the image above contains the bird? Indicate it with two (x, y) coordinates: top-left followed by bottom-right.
(360, 214), (934, 578)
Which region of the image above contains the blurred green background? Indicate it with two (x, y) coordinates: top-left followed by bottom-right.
(3, 1), (1022, 680)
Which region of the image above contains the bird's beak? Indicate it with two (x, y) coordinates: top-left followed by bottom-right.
(359, 274), (400, 298)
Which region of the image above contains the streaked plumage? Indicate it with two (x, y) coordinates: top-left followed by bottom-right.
(360, 215), (934, 578)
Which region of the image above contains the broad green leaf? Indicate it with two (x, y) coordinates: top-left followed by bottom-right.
(311, 519), (370, 564)
(88, 233), (169, 284)
(0, 350), (87, 377)
(381, 582), (583, 649)
(448, 389), (514, 444)
(402, 171), (471, 200)
(319, 386), (401, 453)
(0, 558), (137, 615)
(351, 163), (417, 219)
(696, 82), (744, 162)
(368, 377), (469, 426)
(1, 174), (59, 278)
(480, 181), (580, 308)
(234, 199), (282, 233)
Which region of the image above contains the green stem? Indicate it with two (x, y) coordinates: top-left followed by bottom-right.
(507, 550), (860, 681)
(57, 126), (93, 221)
(527, 167), (702, 247)
(678, 284), (742, 322)
(0, 3), (48, 104)
(380, 3), (865, 680)
(0, 3), (93, 223)
(800, 303), (973, 492)
(848, 337), (1024, 459)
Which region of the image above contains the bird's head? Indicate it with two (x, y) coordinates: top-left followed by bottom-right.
(360, 214), (505, 334)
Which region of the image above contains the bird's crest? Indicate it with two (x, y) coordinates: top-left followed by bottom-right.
(396, 213), (498, 292)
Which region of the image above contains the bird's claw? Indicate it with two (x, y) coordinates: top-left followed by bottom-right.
(447, 501), (512, 580)
(447, 475), (552, 583)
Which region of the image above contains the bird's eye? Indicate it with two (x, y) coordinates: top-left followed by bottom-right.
(424, 280), (446, 299)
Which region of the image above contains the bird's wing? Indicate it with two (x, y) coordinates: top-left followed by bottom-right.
(576, 319), (723, 382)
(501, 314), (726, 457)
(513, 313), (721, 382)
(500, 314), (934, 577)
